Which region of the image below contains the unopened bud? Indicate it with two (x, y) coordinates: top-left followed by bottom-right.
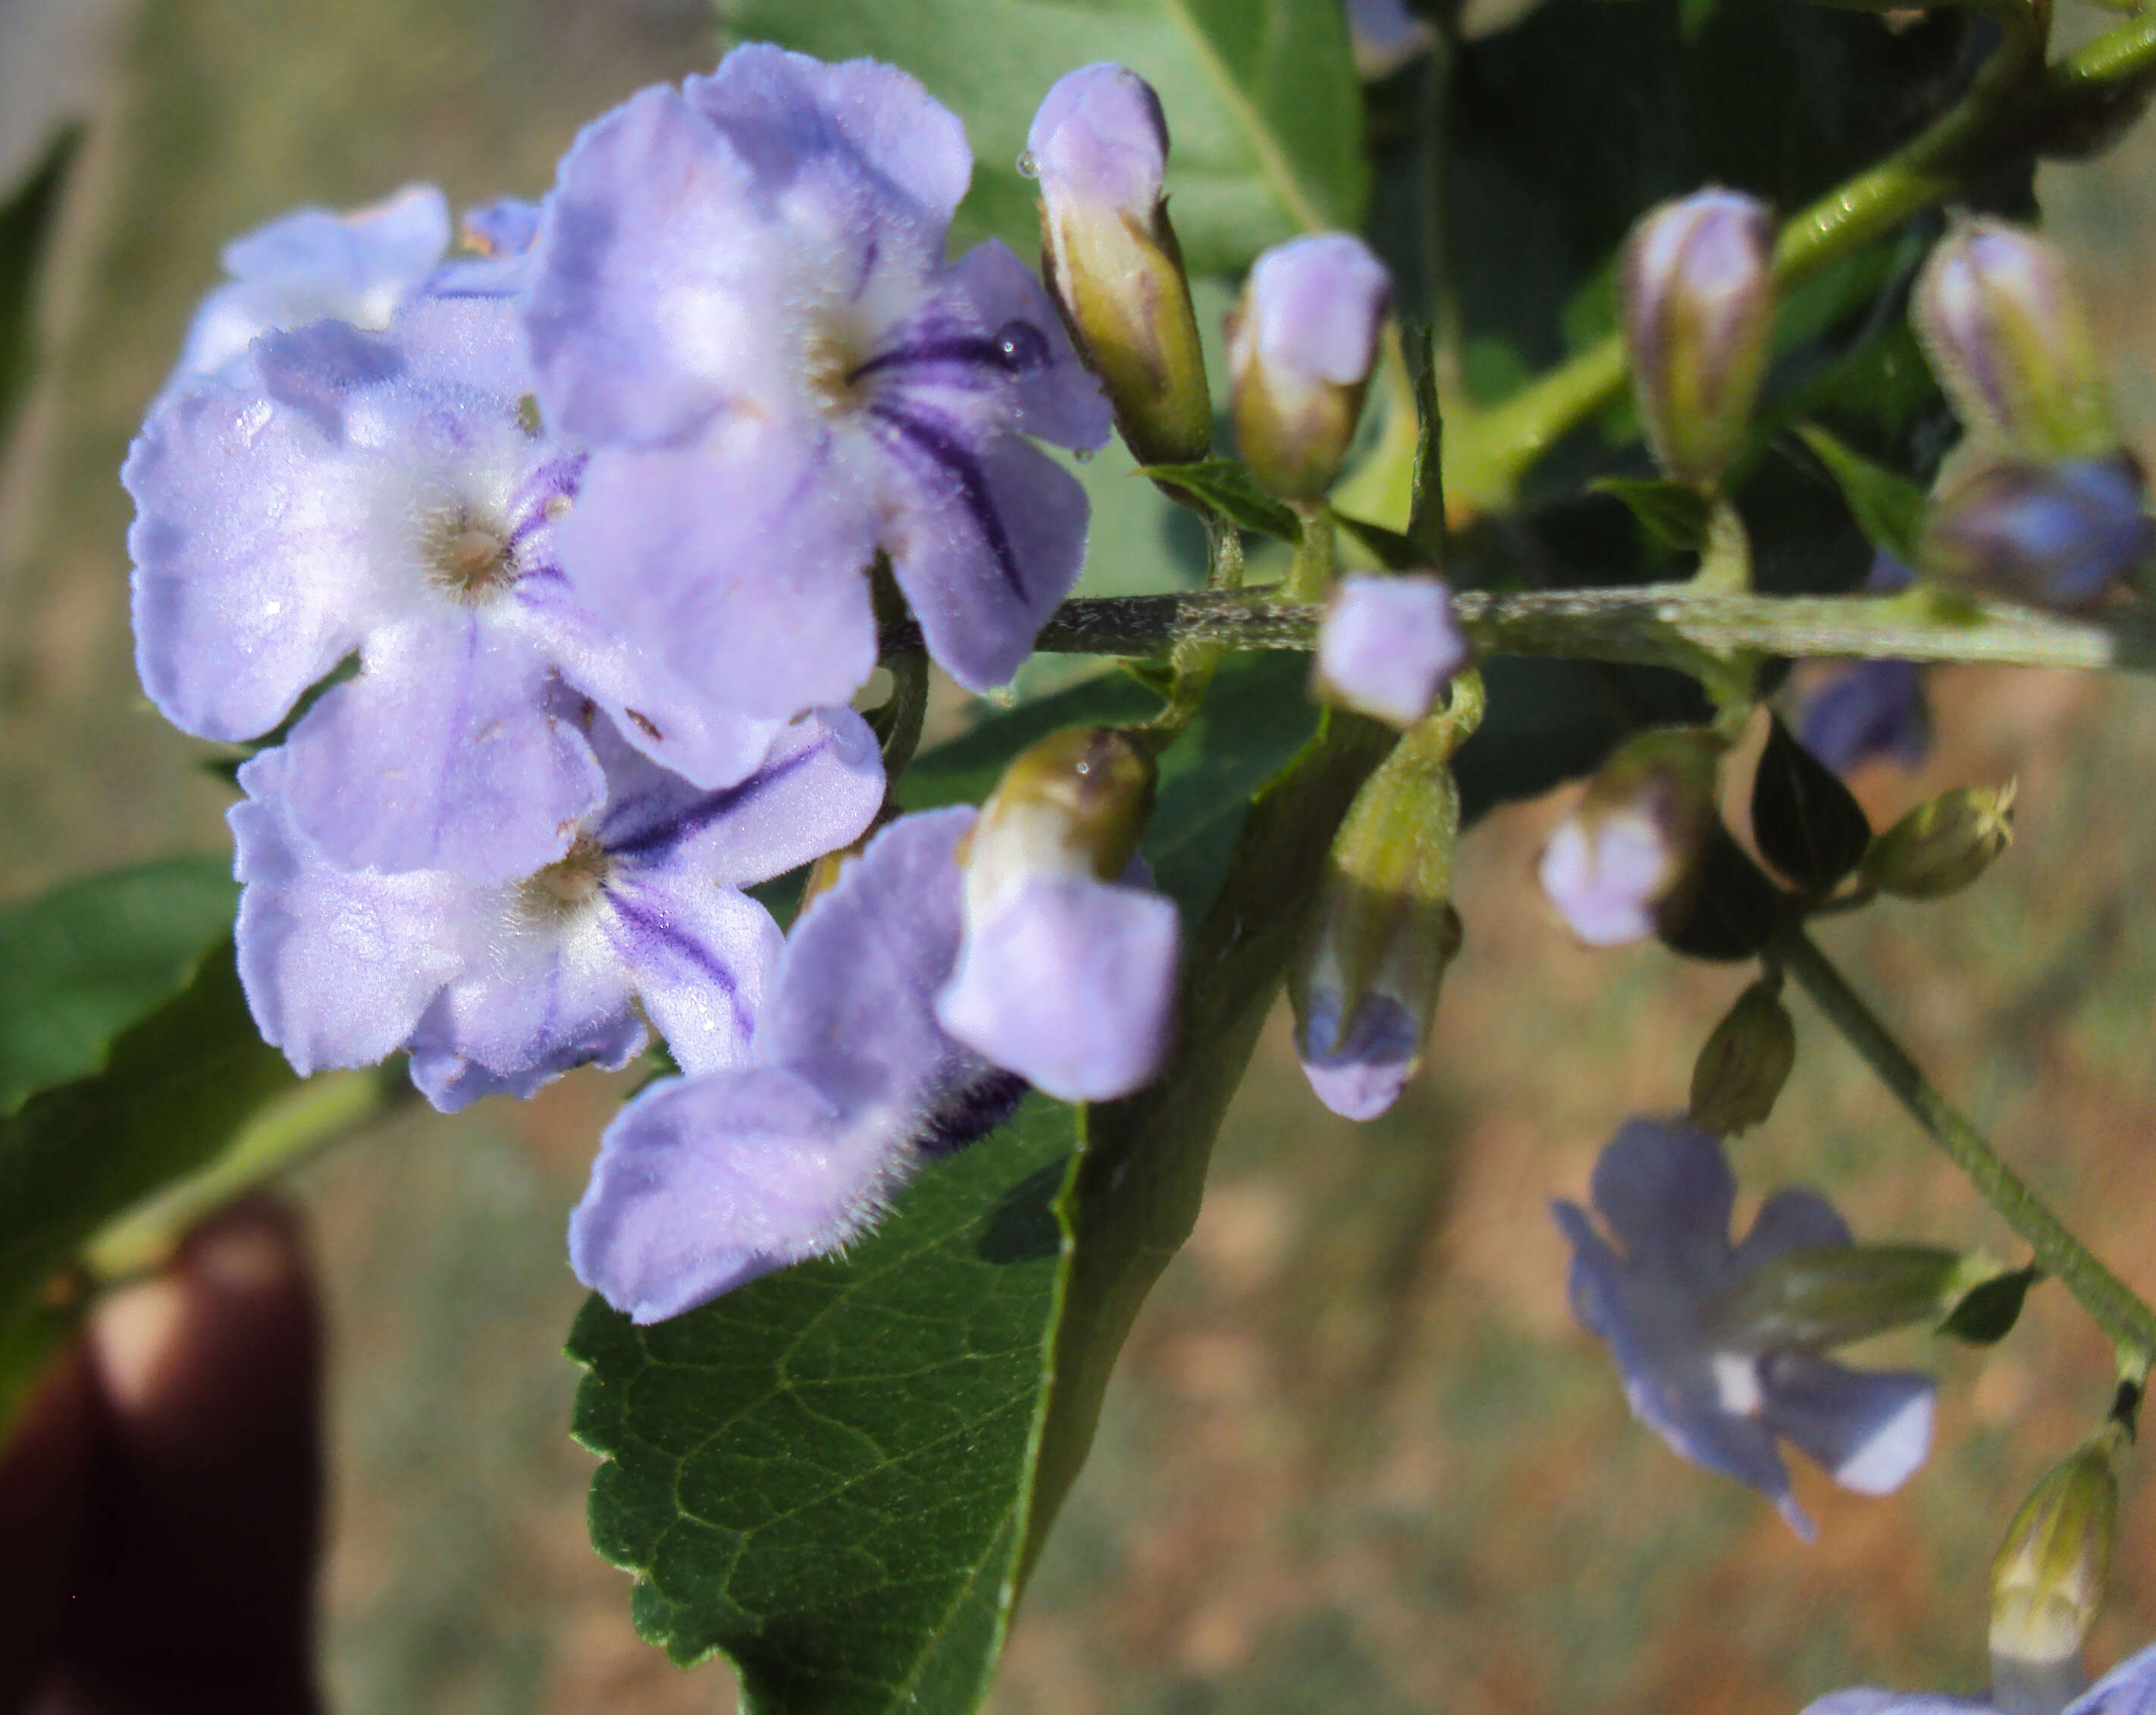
(1991, 1434), (2121, 1707)
(1028, 64), (1211, 467)
(1921, 454), (2152, 613)
(1227, 234), (1391, 501)
(1713, 1244), (1966, 1350)
(1313, 572), (1469, 728)
(1913, 218), (2116, 462)
(1293, 716), (1465, 1120)
(1620, 188), (1776, 489)
(1862, 781), (2017, 900)
(1539, 728), (1723, 947)
(1689, 978), (1797, 1136)
(962, 725), (1156, 917)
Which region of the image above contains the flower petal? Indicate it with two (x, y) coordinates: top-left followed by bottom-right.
(1296, 989), (1419, 1121)
(882, 423), (1090, 691)
(1762, 1350), (1936, 1498)
(605, 877), (782, 1074)
(1587, 1115), (1737, 1281)
(2070, 1641), (2156, 1715)
(941, 240), (1112, 450)
(1729, 1187), (1854, 1277)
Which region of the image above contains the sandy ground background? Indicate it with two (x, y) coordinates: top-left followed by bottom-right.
(4, 3), (2156, 1710)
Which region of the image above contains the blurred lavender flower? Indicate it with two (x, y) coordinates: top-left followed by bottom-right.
(526, 46), (1111, 723)
(231, 704), (882, 1111)
(164, 183), (450, 399)
(1923, 455), (2152, 612)
(1229, 234), (1390, 502)
(127, 295), (779, 885)
(1803, 1639), (2156, 1715)
(1313, 572), (1467, 727)
(1798, 659), (1930, 774)
(1554, 1118), (1937, 1540)
(1537, 729), (1720, 947)
(570, 807), (1027, 1324)
(1345, 0), (1435, 78)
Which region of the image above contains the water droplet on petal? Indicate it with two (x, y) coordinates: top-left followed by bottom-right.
(1015, 149), (1039, 179)
(1073, 446), (1096, 464)
(993, 320), (1051, 373)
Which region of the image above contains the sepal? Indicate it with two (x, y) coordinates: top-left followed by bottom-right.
(1862, 781), (2017, 900)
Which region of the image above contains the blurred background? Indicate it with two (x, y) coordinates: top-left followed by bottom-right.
(2, 1), (2154, 1710)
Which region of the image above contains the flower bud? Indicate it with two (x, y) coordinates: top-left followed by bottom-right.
(1913, 218), (2116, 462)
(1028, 64), (1211, 468)
(1619, 188), (1776, 489)
(1227, 234), (1391, 501)
(1292, 716), (1465, 1120)
(939, 727), (1178, 1102)
(1862, 780), (2017, 900)
(1313, 572), (1468, 728)
(1990, 1434), (2122, 1710)
(1688, 977), (1797, 1137)
(1712, 1244), (1966, 1350)
(1921, 454), (2152, 613)
(1538, 728), (1723, 947)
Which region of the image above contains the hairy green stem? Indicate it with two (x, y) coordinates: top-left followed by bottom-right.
(882, 585), (2156, 675)
(1779, 927), (2156, 1366)
(1454, 8), (2156, 506)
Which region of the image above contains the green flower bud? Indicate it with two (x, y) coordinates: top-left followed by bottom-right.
(1991, 1434), (2121, 1698)
(1713, 1244), (1968, 1350)
(962, 726), (1157, 919)
(1913, 217), (2117, 462)
(1861, 782), (2017, 900)
(1028, 65), (1212, 467)
(1689, 977), (1797, 1136)
(1291, 710), (1466, 1120)
(1620, 188), (1777, 490)
(1227, 234), (1392, 501)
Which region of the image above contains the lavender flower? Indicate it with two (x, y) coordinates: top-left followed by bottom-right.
(421, 197), (543, 301)
(1803, 1640), (2156, 1715)
(570, 807), (1027, 1324)
(231, 704), (882, 1111)
(127, 294), (782, 885)
(1229, 234), (1391, 501)
(1798, 659), (1931, 774)
(525, 46), (1112, 723)
(1537, 729), (1721, 947)
(1313, 572), (1468, 727)
(165, 183), (450, 398)
(1554, 1118), (1937, 1540)
(1923, 456), (2152, 612)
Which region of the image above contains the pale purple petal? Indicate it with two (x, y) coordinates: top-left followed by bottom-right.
(1762, 1351), (1938, 1497)
(525, 83), (767, 446)
(2072, 1644), (2156, 1715)
(172, 184), (450, 387)
(1587, 1115), (1737, 1280)
(1800, 1696), (1988, 1715)
(1315, 572), (1467, 727)
(278, 614), (604, 885)
(1798, 660), (1930, 776)
(941, 240), (1112, 450)
(937, 876), (1179, 1101)
(606, 870), (782, 1074)
(1296, 989), (1418, 1121)
(1026, 63), (1169, 221)
(1539, 810), (1672, 946)
(1728, 1187), (1854, 1278)
(461, 197), (541, 259)
(1246, 235), (1391, 387)
(229, 748), (475, 1077)
(686, 45), (971, 248)
(558, 426), (883, 720)
(882, 425), (1090, 692)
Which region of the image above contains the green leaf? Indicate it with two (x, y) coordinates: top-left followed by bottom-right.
(1793, 422), (1929, 566)
(1658, 830), (1785, 963)
(1750, 714), (1872, 897)
(1135, 459), (1302, 544)
(575, 666), (1361, 1712)
(720, 0), (1369, 271)
(1590, 476), (1713, 551)
(0, 856), (240, 1118)
(0, 127), (79, 453)
(1335, 512), (1425, 571)
(0, 941), (298, 1319)
(1939, 1265), (2042, 1346)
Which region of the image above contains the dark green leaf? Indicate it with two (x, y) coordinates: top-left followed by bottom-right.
(1335, 512), (1426, 571)
(0, 857), (240, 1117)
(1136, 460), (1303, 544)
(0, 942), (298, 1318)
(0, 127), (79, 452)
(1750, 714), (1872, 895)
(1938, 1265), (2042, 1345)
(1658, 829), (1785, 962)
(721, 0), (1368, 273)
(1590, 477), (1714, 551)
(1794, 423), (1929, 565)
